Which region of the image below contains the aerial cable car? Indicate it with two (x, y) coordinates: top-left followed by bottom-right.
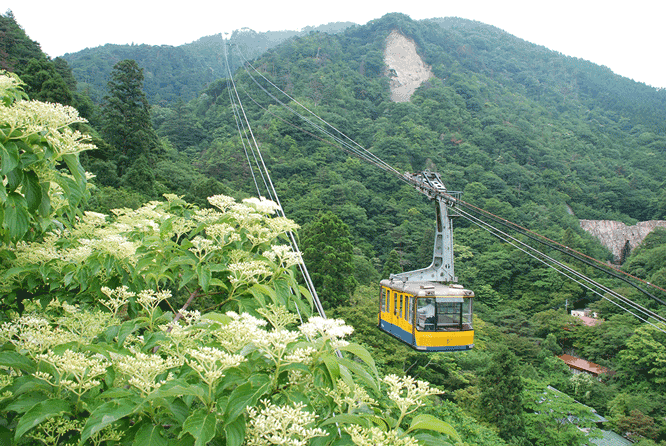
(379, 171), (474, 351)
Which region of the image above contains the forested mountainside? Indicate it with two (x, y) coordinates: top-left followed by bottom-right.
(60, 22), (355, 104)
(2, 10), (666, 445)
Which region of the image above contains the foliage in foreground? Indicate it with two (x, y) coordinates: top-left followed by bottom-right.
(0, 72), (460, 445)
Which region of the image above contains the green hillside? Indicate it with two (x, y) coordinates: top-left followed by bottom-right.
(60, 22), (355, 104)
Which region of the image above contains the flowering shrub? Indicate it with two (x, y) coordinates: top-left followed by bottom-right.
(0, 71), (93, 244)
(0, 72), (460, 445)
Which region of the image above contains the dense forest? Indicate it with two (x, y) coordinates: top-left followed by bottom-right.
(1, 9), (666, 446)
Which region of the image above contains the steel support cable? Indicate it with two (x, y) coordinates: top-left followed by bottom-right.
(234, 81), (397, 175)
(233, 47), (402, 177)
(224, 44), (273, 200)
(237, 66), (396, 175)
(464, 212), (666, 334)
(456, 207), (666, 330)
(456, 198), (666, 300)
(223, 43), (329, 321)
(458, 200), (666, 307)
(456, 205), (666, 324)
(234, 46), (396, 172)
(227, 83), (262, 196)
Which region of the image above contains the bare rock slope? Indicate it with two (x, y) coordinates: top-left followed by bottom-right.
(384, 30), (433, 102)
(580, 220), (666, 262)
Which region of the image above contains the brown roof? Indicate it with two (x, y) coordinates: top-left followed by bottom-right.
(558, 354), (611, 376)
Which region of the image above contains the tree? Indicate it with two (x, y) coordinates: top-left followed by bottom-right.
(101, 59), (159, 174)
(301, 211), (357, 308)
(477, 344), (525, 442)
(382, 248), (402, 279)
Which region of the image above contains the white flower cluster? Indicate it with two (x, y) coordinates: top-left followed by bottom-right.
(382, 374), (441, 415)
(246, 399), (327, 446)
(208, 194), (237, 212)
(227, 260), (272, 285)
(35, 349), (109, 396)
(211, 311), (268, 352)
(188, 236), (221, 259)
(100, 285), (133, 316)
(112, 348), (182, 396)
(299, 317), (354, 348)
(242, 197), (281, 215)
(185, 346), (246, 386)
(263, 245), (303, 269)
(344, 425), (420, 446)
(0, 314), (77, 355)
(137, 289), (171, 313)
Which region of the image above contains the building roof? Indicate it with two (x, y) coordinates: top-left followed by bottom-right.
(558, 354), (611, 376)
(589, 429), (632, 446)
(577, 315), (603, 327)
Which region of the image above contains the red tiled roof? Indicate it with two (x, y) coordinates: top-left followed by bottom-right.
(577, 315), (603, 327)
(558, 354), (610, 376)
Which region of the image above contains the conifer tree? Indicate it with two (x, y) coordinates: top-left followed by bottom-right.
(478, 344), (526, 442)
(101, 59), (160, 174)
(301, 212), (357, 308)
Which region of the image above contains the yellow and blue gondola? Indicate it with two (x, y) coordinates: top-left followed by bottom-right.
(378, 279), (474, 351)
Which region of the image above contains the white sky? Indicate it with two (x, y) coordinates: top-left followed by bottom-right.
(4, 0), (665, 89)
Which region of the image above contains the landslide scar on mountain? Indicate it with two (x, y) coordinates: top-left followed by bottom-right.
(384, 30), (434, 102)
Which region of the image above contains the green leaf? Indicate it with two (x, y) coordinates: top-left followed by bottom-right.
(133, 423), (168, 446)
(0, 351), (37, 373)
(0, 141), (19, 175)
(318, 413), (368, 428)
(225, 375), (271, 422)
(406, 414), (461, 442)
(412, 432), (454, 446)
(337, 357), (378, 393)
(5, 192), (29, 241)
(180, 409), (217, 446)
(4, 392), (48, 414)
(197, 264), (211, 292)
(338, 342), (379, 381)
(224, 415), (246, 446)
(80, 398), (139, 444)
(14, 399), (70, 440)
(22, 170), (41, 212)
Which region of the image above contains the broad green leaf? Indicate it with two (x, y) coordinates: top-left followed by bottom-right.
(180, 409), (216, 446)
(226, 374), (271, 422)
(14, 399), (70, 440)
(0, 351), (36, 373)
(0, 141), (19, 175)
(318, 413), (368, 428)
(5, 192), (29, 240)
(22, 170), (41, 212)
(412, 432), (454, 446)
(338, 343), (379, 380)
(4, 392), (48, 414)
(133, 423), (168, 446)
(337, 357), (378, 393)
(224, 415), (246, 446)
(80, 398), (139, 444)
(406, 414), (461, 442)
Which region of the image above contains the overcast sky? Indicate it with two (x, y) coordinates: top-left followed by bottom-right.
(4, 0), (665, 89)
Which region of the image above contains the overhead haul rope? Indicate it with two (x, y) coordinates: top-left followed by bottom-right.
(455, 206), (666, 331)
(458, 199), (666, 298)
(455, 199), (666, 305)
(234, 46), (403, 178)
(229, 44), (666, 327)
(223, 42), (328, 322)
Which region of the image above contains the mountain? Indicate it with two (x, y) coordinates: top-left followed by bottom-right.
(60, 22), (355, 104)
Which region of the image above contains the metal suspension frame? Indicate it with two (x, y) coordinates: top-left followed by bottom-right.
(391, 171), (460, 284)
